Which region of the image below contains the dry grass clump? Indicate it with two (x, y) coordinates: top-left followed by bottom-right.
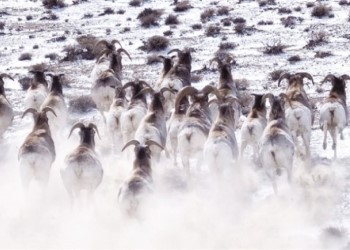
(305, 31), (328, 49)
(146, 35), (169, 51)
(263, 41), (287, 55)
(281, 16), (303, 28)
(315, 51), (333, 58)
(257, 20), (273, 25)
(165, 14), (179, 25)
(0, 21), (5, 30)
(191, 23), (202, 30)
(146, 54), (162, 65)
(69, 96), (97, 114)
(217, 6), (229, 16)
(311, 4), (332, 18)
(62, 34), (98, 61)
(42, 0), (66, 9)
(200, 8), (215, 22)
(232, 17), (246, 24)
(99, 7), (114, 16)
(288, 55), (301, 63)
(206, 25), (221, 37)
(18, 52), (32, 61)
(278, 7), (292, 14)
(174, 1), (192, 12)
(129, 0), (141, 7)
(258, 0), (276, 7)
(45, 53), (59, 61)
(137, 8), (163, 27)
(219, 42), (237, 50)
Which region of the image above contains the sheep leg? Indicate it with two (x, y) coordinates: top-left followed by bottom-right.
(301, 132), (311, 158)
(170, 136), (178, 166)
(181, 155), (191, 179)
(322, 123), (328, 150)
(240, 140), (248, 159)
(330, 127), (337, 159)
(340, 130), (344, 140)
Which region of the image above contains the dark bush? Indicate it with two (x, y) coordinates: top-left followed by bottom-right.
(339, 0), (350, 6)
(217, 6), (229, 15)
(200, 8), (215, 22)
(263, 41), (287, 55)
(192, 23), (202, 30)
(146, 54), (162, 65)
(99, 7), (114, 16)
(269, 69), (285, 81)
(234, 23), (246, 34)
(315, 51), (333, 58)
(305, 31), (328, 49)
(232, 17), (246, 24)
(146, 35), (169, 51)
(311, 4), (332, 18)
(82, 13), (93, 19)
(40, 11), (59, 20)
(19, 53), (32, 61)
(306, 2), (315, 8)
(137, 8), (163, 27)
(219, 42), (237, 50)
(33, 45), (39, 49)
(129, 0), (141, 7)
(294, 6), (302, 11)
(278, 7), (292, 14)
(258, 0), (276, 7)
(121, 27), (130, 33)
(50, 35), (66, 42)
(0, 22), (4, 30)
(26, 15), (33, 21)
(281, 16), (303, 28)
(206, 25), (221, 37)
(42, 0), (66, 9)
(165, 14), (179, 25)
(69, 96), (97, 114)
(288, 55), (301, 63)
(117, 9), (125, 14)
(257, 20), (273, 25)
(174, 1), (192, 12)
(45, 53), (59, 61)
(163, 30), (173, 36)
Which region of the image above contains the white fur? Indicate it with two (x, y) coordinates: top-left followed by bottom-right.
(24, 85), (48, 110)
(0, 96), (13, 137)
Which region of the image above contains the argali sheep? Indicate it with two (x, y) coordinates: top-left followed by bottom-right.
(278, 72), (315, 123)
(319, 74), (350, 159)
(240, 94), (268, 160)
(134, 87), (173, 162)
(107, 86), (127, 154)
(203, 97), (240, 176)
(18, 107), (56, 189)
(176, 85), (219, 177)
(61, 123), (103, 205)
(24, 69), (49, 110)
(91, 39), (131, 112)
(120, 80), (150, 150)
(0, 73), (14, 138)
(258, 93), (294, 194)
(157, 48), (192, 116)
(40, 73), (67, 137)
(118, 140), (163, 216)
(167, 93), (190, 165)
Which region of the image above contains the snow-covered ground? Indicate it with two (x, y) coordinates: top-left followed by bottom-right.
(1, 0), (350, 248)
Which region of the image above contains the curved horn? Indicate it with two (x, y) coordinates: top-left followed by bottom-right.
(42, 106), (57, 117)
(111, 39), (123, 48)
(88, 123), (101, 139)
(68, 122), (85, 138)
(321, 74), (336, 85)
(296, 72), (315, 85)
(94, 40), (111, 50)
(160, 87), (176, 95)
(0, 73), (14, 81)
(158, 55), (166, 60)
(145, 140), (164, 150)
(117, 48), (132, 61)
(137, 87), (155, 97)
(167, 48), (181, 55)
(138, 80), (151, 88)
(201, 85), (220, 99)
(174, 86), (198, 112)
(262, 93), (274, 104)
(122, 81), (135, 90)
(121, 140), (140, 152)
(341, 74), (350, 81)
(21, 108), (38, 119)
(277, 73), (291, 87)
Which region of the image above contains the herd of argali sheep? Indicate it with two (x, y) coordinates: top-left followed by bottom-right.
(0, 38), (348, 214)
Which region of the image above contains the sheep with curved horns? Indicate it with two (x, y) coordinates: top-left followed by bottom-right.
(61, 123), (103, 205)
(278, 72), (315, 123)
(176, 85), (220, 177)
(209, 56), (240, 127)
(258, 93), (294, 194)
(18, 107), (56, 189)
(203, 97), (240, 176)
(0, 73), (14, 138)
(134, 87), (174, 163)
(40, 73), (67, 137)
(319, 74), (350, 159)
(107, 86), (127, 154)
(91, 39), (131, 112)
(120, 80), (150, 149)
(240, 94), (268, 160)
(157, 48), (192, 116)
(24, 69), (49, 110)
(118, 140), (163, 216)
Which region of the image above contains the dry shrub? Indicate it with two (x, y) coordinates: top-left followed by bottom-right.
(315, 51), (333, 58)
(278, 7), (292, 14)
(137, 8), (163, 27)
(165, 14), (179, 25)
(263, 41), (287, 55)
(294, 6), (302, 11)
(45, 53), (59, 61)
(339, 0), (350, 6)
(163, 30), (173, 36)
(82, 13), (93, 19)
(217, 6), (229, 15)
(99, 7), (114, 16)
(258, 0), (276, 7)
(200, 8), (215, 22)
(257, 20), (273, 25)
(205, 25), (221, 37)
(269, 69), (285, 81)
(69, 96), (97, 114)
(146, 35), (169, 51)
(312, 4), (332, 18)
(219, 42), (237, 50)
(129, 0), (141, 7)
(42, 0), (66, 9)
(288, 55), (301, 63)
(232, 17), (246, 24)
(192, 23), (202, 30)
(234, 23), (246, 34)
(0, 22), (4, 30)
(306, 2), (314, 8)
(18, 52), (32, 61)
(305, 31), (328, 49)
(117, 9), (125, 14)
(62, 34), (98, 61)
(174, 1), (192, 12)
(40, 11), (59, 20)
(281, 16), (303, 28)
